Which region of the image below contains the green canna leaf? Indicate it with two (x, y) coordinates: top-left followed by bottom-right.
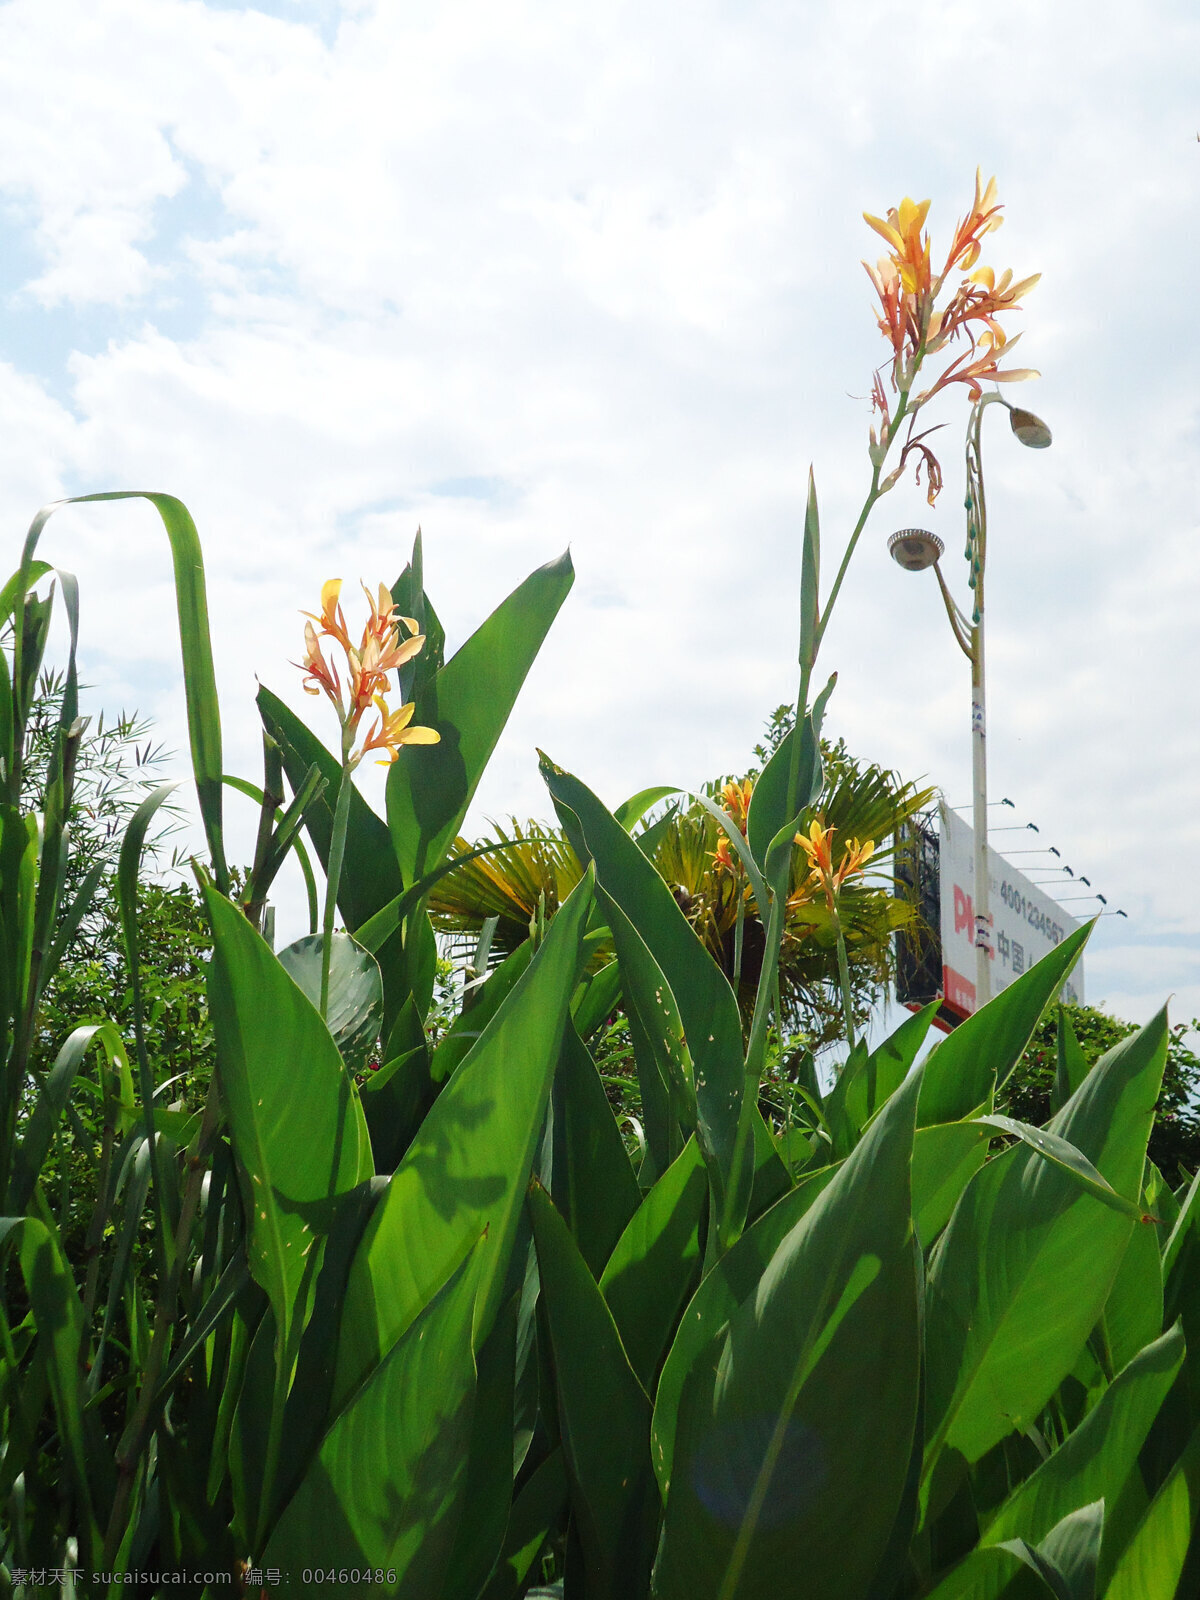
(982, 1323), (1182, 1552)
(540, 759), (744, 1235)
(918, 921), (1092, 1127)
(257, 683), (402, 931)
(651, 1161), (841, 1501)
(598, 1137), (707, 1392)
(265, 1243), (483, 1591)
(387, 550), (574, 887)
(923, 1008), (1169, 1497)
(333, 870), (593, 1410)
(912, 1120), (993, 1248)
(1101, 1421), (1200, 1600)
(551, 1021), (641, 1278)
(204, 887), (374, 1364)
(654, 1070), (922, 1600)
(529, 1182), (661, 1600)
(277, 930), (384, 1075)
(21, 493), (229, 887)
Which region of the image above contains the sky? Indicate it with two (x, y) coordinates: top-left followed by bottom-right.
(0, 0), (1196, 1029)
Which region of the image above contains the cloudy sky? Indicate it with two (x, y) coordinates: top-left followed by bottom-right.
(1, 0), (1195, 1027)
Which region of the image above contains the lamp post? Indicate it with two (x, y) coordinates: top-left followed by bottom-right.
(889, 395), (1051, 1011)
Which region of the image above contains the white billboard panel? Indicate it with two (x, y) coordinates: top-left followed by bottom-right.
(937, 802), (1084, 1018)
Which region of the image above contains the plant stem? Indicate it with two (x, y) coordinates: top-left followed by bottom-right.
(320, 759), (355, 1019)
(833, 912), (857, 1055)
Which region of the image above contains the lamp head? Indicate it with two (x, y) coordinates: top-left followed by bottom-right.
(1007, 406), (1052, 448)
(888, 528), (944, 571)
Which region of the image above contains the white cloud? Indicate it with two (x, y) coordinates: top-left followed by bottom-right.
(0, 0), (1195, 1027)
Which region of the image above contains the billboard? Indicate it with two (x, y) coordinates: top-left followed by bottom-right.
(936, 802), (1083, 1018)
(895, 803), (1084, 1027)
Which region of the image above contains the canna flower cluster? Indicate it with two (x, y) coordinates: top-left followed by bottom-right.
(863, 171), (1040, 500)
(712, 777), (755, 874)
(297, 578), (440, 765)
(793, 819), (875, 913)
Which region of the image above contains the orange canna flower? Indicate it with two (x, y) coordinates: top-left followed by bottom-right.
(719, 777), (755, 836)
(295, 577), (439, 764)
(711, 835), (738, 875)
(794, 819), (875, 911)
(863, 171), (1040, 494)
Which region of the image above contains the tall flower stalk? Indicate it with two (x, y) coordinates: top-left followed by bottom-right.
(739, 172), (1042, 1172)
(296, 579), (439, 1016)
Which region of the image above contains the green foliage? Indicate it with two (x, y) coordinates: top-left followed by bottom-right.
(2, 469), (1198, 1600)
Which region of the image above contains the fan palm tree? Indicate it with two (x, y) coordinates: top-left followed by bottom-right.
(428, 724), (935, 1052)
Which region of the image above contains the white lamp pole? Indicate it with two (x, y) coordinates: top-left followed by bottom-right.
(889, 395), (1051, 1013)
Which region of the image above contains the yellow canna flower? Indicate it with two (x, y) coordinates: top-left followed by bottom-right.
(295, 576), (433, 753)
(794, 819), (875, 911)
(357, 695), (440, 765)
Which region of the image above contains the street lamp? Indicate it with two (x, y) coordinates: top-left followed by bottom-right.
(889, 393), (1051, 1010)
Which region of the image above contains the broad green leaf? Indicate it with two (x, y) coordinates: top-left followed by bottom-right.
(599, 1138), (707, 1391)
(1054, 1006), (1091, 1111)
(440, 1292), (520, 1600)
(655, 1071), (922, 1600)
(265, 1246), (482, 1592)
(388, 551), (574, 886)
(23, 493), (228, 885)
(551, 1022), (641, 1278)
(924, 1008), (1168, 1487)
(614, 785), (678, 831)
(603, 892), (693, 1175)
(651, 1162), (838, 1500)
(277, 931), (384, 1073)
(529, 1183), (660, 1600)
(1038, 1500), (1104, 1600)
(912, 1121), (993, 1248)
(924, 1543), (1058, 1600)
(918, 922), (1091, 1127)
(540, 759), (744, 1224)
(480, 1449), (567, 1600)
(824, 1002), (936, 1156)
(984, 1324), (1183, 1547)
(204, 887), (373, 1356)
(975, 1115), (1149, 1223)
(1099, 1215), (1164, 1376)
(571, 954), (621, 1042)
(1102, 1423), (1200, 1600)
(258, 683), (403, 930)
(333, 871), (592, 1409)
